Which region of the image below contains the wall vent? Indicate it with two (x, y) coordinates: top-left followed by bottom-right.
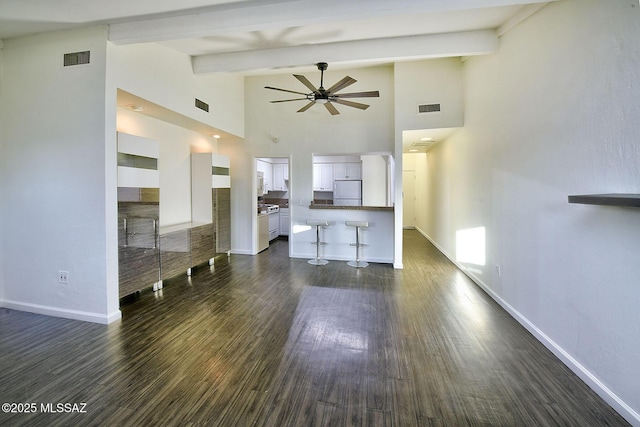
(418, 103), (441, 114)
(411, 141), (432, 147)
(195, 98), (209, 112)
(63, 51), (90, 67)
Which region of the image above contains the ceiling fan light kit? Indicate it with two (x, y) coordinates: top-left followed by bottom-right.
(265, 62), (380, 115)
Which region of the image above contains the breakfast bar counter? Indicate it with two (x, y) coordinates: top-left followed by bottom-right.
(309, 204), (394, 212)
(293, 204), (394, 264)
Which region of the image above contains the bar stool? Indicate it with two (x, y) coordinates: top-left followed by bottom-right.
(346, 221), (369, 268)
(306, 219), (330, 265)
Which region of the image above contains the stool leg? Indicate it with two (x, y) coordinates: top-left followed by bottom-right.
(348, 225), (368, 268)
(308, 225), (328, 265)
(355, 226), (360, 262)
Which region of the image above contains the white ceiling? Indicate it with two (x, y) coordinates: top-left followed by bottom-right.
(0, 0), (557, 151)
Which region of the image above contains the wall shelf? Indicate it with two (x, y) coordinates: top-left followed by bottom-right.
(568, 193), (640, 208)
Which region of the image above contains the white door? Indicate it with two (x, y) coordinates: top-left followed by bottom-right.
(402, 170), (416, 228)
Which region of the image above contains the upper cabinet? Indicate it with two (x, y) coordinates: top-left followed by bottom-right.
(191, 152), (231, 224)
(272, 163), (289, 191)
(333, 162), (361, 180)
(313, 164), (334, 191)
(117, 132), (160, 189)
(257, 159), (289, 193)
(211, 154), (230, 189)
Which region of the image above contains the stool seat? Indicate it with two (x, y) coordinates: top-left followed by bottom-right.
(307, 219), (330, 227)
(346, 221), (369, 268)
(307, 219), (330, 265)
(345, 220), (368, 228)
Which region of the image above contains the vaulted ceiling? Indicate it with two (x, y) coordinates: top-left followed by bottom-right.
(1, 0), (557, 74)
(0, 0), (558, 150)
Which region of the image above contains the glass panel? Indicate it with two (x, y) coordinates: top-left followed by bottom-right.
(118, 153), (158, 170)
(212, 166), (230, 176)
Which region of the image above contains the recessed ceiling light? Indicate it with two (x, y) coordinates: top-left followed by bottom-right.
(129, 105), (144, 112)
(212, 134), (221, 139)
(409, 149), (419, 152)
(420, 137), (433, 141)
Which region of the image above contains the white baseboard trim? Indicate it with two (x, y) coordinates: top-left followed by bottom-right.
(415, 228), (640, 426)
(230, 249), (253, 255)
(0, 300), (122, 325)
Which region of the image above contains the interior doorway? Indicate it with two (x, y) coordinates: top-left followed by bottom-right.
(402, 170), (416, 229)
(256, 157), (291, 255)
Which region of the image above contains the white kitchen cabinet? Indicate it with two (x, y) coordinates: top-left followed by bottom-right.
(279, 208), (289, 236)
(257, 159), (272, 192)
(313, 164), (334, 191)
(272, 163), (289, 191)
(333, 162), (361, 180)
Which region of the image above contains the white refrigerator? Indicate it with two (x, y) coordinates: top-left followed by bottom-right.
(333, 180), (362, 206)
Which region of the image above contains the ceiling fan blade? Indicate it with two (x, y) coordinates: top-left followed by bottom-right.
(333, 90), (380, 99)
(265, 86), (309, 96)
(332, 98), (370, 110)
(326, 76), (357, 94)
(269, 98), (309, 103)
(324, 102), (340, 115)
(297, 102), (316, 113)
(293, 75), (320, 94)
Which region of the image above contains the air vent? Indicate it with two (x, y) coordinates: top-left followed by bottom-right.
(63, 51), (90, 67)
(418, 103), (441, 114)
(195, 98), (209, 112)
(411, 141), (432, 147)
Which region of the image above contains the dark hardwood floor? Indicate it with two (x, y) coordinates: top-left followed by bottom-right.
(0, 230), (629, 426)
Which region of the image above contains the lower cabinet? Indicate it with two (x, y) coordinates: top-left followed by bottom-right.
(159, 227), (192, 280)
(190, 223), (215, 266)
(119, 221), (217, 301)
(159, 223), (216, 280)
(279, 208), (290, 236)
(118, 215), (160, 299)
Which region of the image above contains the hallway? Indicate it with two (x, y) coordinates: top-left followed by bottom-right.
(0, 231), (628, 426)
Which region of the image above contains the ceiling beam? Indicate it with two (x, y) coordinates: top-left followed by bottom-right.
(192, 30), (498, 74)
(108, 0), (557, 45)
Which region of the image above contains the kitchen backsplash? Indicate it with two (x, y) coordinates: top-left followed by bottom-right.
(263, 197), (289, 207)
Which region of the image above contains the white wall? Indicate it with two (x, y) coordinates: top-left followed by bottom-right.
(0, 30), (245, 324)
(0, 40), (4, 301)
(361, 154), (388, 206)
(117, 108), (217, 226)
(112, 42), (246, 227)
(394, 58), (464, 132)
(422, 0), (640, 423)
(0, 26), (120, 323)
(234, 64), (396, 261)
(113, 43), (245, 138)
(403, 152), (429, 231)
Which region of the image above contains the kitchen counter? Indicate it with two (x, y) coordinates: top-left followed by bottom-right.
(309, 204), (394, 212)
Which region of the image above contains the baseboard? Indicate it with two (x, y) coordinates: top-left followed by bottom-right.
(230, 249), (253, 255)
(0, 299), (122, 325)
(416, 228), (640, 426)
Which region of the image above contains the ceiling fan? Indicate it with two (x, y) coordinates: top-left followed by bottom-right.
(265, 62), (380, 115)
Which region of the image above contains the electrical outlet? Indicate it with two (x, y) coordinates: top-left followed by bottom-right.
(495, 265), (502, 277)
(58, 270), (69, 284)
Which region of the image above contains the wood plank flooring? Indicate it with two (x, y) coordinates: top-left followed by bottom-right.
(0, 230), (630, 426)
